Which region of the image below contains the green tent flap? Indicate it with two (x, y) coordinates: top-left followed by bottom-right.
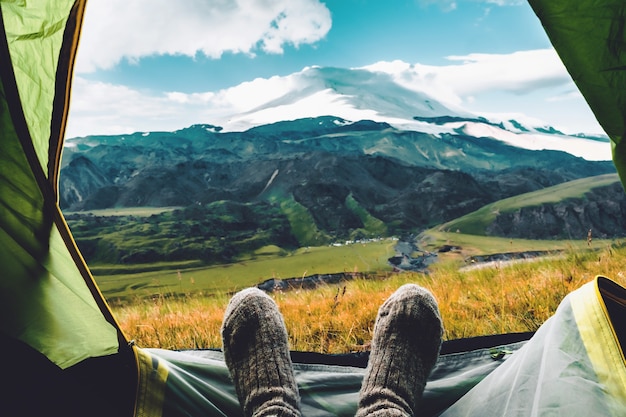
(2, 0), (66, 174)
(528, 1), (626, 185)
(0, 0), (122, 370)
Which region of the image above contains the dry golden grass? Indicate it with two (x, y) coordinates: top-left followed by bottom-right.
(112, 243), (626, 353)
(113, 295), (228, 349)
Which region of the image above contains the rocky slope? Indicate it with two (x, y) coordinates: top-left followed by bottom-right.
(60, 117), (617, 243)
(486, 181), (626, 240)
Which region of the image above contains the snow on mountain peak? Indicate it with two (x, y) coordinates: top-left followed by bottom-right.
(213, 62), (610, 161)
(218, 63), (467, 131)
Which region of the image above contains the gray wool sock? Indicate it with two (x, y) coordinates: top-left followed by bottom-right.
(221, 288), (301, 417)
(356, 284), (443, 417)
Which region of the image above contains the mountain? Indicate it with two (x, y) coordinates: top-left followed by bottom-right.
(66, 64), (611, 160)
(203, 64), (610, 161)
(59, 64), (621, 265)
(220, 66), (471, 132)
(61, 117), (616, 245)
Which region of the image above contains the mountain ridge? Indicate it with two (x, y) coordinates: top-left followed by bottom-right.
(67, 63), (611, 160)
(60, 117), (617, 246)
(59, 60), (622, 267)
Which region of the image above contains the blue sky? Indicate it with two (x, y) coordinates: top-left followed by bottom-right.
(67, 0), (604, 139)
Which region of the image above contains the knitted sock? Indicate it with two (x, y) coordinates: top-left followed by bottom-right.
(221, 288), (301, 417)
(356, 284), (443, 417)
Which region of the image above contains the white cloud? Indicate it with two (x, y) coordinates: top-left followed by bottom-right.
(441, 49), (571, 96)
(364, 49), (571, 105)
(361, 50), (606, 134)
(66, 78), (221, 137)
(76, 0), (332, 72)
(417, 0), (457, 11)
(65, 69), (308, 137)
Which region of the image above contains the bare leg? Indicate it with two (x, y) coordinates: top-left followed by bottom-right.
(356, 284), (443, 417)
(221, 288), (301, 417)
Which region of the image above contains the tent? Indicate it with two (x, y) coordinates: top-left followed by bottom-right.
(0, 1), (624, 416)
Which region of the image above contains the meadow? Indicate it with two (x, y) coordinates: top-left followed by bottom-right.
(104, 237), (626, 353)
(95, 239), (397, 302)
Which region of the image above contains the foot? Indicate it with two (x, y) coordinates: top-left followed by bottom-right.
(356, 284), (443, 417)
(221, 288), (301, 417)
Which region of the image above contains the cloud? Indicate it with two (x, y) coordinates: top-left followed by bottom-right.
(66, 78), (221, 137)
(65, 68), (306, 137)
(365, 49), (571, 107)
(362, 51), (606, 135)
(417, 0), (458, 11)
(440, 49), (571, 96)
(76, 0), (332, 72)
(546, 89), (584, 103)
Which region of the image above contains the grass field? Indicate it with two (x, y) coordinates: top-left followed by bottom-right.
(419, 230), (611, 259)
(95, 231), (615, 303)
(96, 239), (397, 302)
(83, 183), (626, 353)
(345, 194), (388, 237)
(278, 195), (330, 246)
(109, 241), (626, 353)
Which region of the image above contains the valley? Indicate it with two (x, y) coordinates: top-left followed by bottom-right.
(58, 112), (626, 305)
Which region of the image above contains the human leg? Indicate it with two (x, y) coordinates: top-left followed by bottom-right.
(221, 288), (301, 417)
(356, 284), (443, 417)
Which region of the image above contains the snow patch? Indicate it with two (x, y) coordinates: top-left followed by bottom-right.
(461, 122), (611, 161)
(260, 169), (280, 194)
(333, 118), (350, 126)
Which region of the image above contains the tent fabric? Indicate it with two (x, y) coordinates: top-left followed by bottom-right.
(0, 0), (123, 370)
(134, 337), (528, 417)
(527, 0), (626, 185)
(440, 276), (626, 417)
(131, 276), (625, 417)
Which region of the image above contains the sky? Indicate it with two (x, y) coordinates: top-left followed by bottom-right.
(66, 0), (605, 139)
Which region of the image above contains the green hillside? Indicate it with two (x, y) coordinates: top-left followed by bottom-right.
(278, 195), (331, 246)
(432, 173), (620, 236)
(345, 193), (388, 238)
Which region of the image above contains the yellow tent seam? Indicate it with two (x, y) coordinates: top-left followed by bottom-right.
(49, 0), (87, 186)
(134, 347), (168, 417)
(53, 204), (130, 346)
(570, 276), (626, 414)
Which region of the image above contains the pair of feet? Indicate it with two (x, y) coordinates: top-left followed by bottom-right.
(221, 284), (443, 417)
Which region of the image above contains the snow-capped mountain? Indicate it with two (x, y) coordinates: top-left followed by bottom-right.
(60, 62), (620, 260)
(221, 65), (470, 130)
(213, 63), (610, 161)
